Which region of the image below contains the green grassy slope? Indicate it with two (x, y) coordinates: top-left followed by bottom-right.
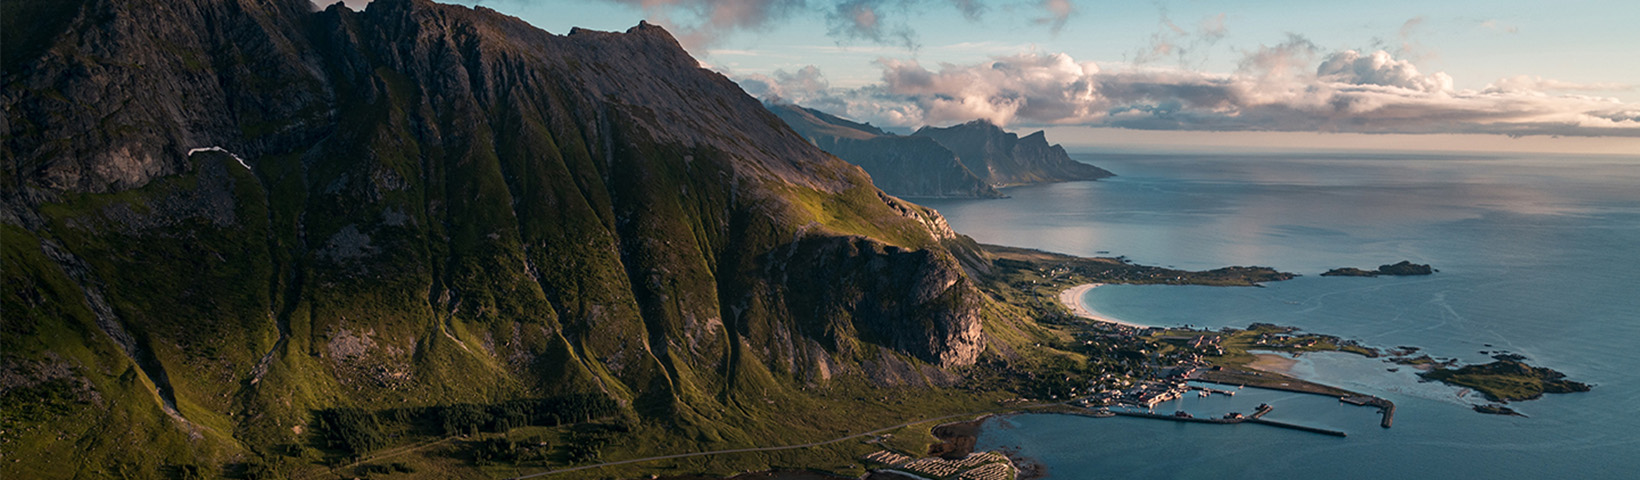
(0, 1), (1021, 477)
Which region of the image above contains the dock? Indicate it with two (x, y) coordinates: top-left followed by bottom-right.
(1341, 395), (1396, 428)
(1189, 385), (1237, 397)
(1246, 418), (1348, 437)
(1100, 403), (1345, 437)
(1110, 410), (1229, 425)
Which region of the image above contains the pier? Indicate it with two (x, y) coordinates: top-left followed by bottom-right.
(1097, 403), (1346, 437)
(1246, 418), (1348, 437)
(1341, 395), (1396, 428)
(1189, 385), (1237, 397)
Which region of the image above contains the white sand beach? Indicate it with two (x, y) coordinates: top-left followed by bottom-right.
(1058, 284), (1147, 328)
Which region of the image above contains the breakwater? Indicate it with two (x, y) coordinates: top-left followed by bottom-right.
(1341, 395), (1395, 428)
(1096, 404), (1347, 437)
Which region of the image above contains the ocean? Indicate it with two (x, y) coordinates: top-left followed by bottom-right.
(917, 151), (1640, 479)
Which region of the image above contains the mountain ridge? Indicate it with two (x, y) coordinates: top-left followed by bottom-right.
(769, 104), (1003, 199)
(2, 0), (998, 475)
(912, 119), (1115, 187)
(768, 103), (1113, 199)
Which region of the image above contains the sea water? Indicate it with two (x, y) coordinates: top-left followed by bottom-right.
(918, 151), (1640, 479)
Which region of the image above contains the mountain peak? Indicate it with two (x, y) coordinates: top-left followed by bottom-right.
(769, 104), (1003, 198)
(960, 118), (1005, 131)
(914, 118), (1113, 186)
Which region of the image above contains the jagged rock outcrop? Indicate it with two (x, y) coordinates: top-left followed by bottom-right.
(1, 0), (987, 474)
(913, 119), (1114, 187)
(769, 104), (1002, 198)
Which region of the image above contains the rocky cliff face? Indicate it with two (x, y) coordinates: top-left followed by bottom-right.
(913, 119), (1114, 187)
(769, 104), (1002, 198)
(1, 0), (985, 474)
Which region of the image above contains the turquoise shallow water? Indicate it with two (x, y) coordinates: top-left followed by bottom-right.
(918, 151), (1640, 479)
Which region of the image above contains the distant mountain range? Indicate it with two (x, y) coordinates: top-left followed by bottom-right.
(769, 104), (1114, 198)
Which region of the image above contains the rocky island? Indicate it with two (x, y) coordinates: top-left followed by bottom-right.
(1420, 355), (1592, 402)
(1322, 260), (1436, 277)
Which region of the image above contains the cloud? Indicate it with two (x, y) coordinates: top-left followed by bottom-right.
(1133, 10), (1228, 67)
(1034, 0), (1074, 35)
(1368, 16), (1433, 61)
(741, 48), (1640, 137)
(311, 0), (372, 10)
(737, 65), (834, 104)
(1236, 34), (1318, 81)
(1316, 50), (1452, 93)
(583, 1), (1057, 50)
(1484, 76), (1633, 94)
(825, 0), (918, 50)
(950, 0), (985, 21)
(603, 0), (806, 49)
(1479, 19), (1519, 34)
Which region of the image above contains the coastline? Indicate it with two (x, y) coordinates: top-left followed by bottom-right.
(1058, 284), (1147, 328)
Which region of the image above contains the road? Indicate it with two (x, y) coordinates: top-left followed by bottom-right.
(504, 401), (1062, 479)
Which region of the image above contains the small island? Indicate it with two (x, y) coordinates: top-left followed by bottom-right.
(1420, 355), (1592, 402)
(1322, 260), (1436, 277)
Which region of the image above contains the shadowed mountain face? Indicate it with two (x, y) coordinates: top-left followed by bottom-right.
(1, 0), (986, 472)
(914, 120), (1114, 187)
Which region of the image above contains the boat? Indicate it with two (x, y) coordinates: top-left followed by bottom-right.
(1091, 407), (1114, 418)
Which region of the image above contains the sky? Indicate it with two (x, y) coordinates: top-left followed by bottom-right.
(318, 1), (1640, 154)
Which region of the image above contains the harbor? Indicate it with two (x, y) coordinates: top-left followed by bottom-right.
(1090, 402), (1349, 437)
(1071, 377), (1389, 438)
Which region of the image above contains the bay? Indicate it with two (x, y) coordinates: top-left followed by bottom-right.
(918, 151), (1640, 479)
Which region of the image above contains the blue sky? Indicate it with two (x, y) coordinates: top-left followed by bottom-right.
(502, 1), (1637, 96)
(328, 1), (1640, 153)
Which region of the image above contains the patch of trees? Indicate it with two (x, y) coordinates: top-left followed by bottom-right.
(469, 435), (553, 466)
(316, 394), (618, 455)
(562, 423), (630, 464)
(319, 407), (386, 455)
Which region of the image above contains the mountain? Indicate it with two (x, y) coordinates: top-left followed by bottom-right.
(768, 105), (1113, 197)
(913, 119), (1114, 187)
(1, 0), (993, 475)
(768, 104), (1003, 198)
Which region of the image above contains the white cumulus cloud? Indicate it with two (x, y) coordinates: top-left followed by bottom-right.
(1317, 50), (1452, 93)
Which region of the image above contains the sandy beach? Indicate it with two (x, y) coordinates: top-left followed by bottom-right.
(1058, 284), (1147, 328)
(1246, 353), (1298, 375)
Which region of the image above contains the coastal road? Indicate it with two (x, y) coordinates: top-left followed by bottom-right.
(504, 402), (1064, 479)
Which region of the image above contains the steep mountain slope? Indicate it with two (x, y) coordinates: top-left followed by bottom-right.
(913, 119), (1114, 187)
(1, 0), (991, 475)
(768, 104), (1002, 198)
